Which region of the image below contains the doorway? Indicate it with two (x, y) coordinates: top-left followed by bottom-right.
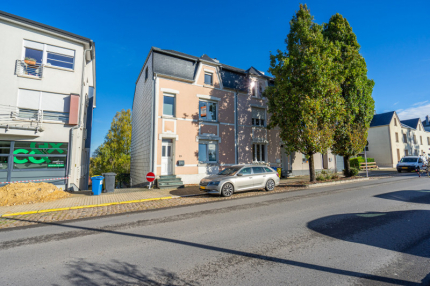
(161, 139), (173, 175)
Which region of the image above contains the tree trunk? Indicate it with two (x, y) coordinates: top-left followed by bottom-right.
(343, 155), (351, 177)
(308, 154), (316, 182)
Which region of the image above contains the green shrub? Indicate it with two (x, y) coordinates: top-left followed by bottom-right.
(316, 173), (325, 181)
(350, 167), (359, 176)
(350, 157), (374, 168)
(367, 158), (375, 163)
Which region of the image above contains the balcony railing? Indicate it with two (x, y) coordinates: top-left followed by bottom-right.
(15, 60), (44, 78)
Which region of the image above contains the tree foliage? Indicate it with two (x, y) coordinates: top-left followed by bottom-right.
(265, 4), (345, 182)
(90, 109), (132, 179)
(323, 14), (375, 176)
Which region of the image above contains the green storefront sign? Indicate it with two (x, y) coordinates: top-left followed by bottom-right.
(13, 142), (65, 164)
(48, 164), (65, 168)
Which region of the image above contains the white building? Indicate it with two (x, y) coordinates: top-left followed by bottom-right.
(0, 10), (96, 190)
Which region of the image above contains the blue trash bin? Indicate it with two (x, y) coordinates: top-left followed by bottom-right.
(91, 176), (104, 196)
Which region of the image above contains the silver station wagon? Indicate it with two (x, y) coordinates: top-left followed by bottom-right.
(199, 164), (280, 197)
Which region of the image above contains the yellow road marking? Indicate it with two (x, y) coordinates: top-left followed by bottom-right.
(1, 196), (175, 217)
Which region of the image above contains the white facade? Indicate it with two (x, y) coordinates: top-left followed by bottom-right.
(0, 11), (96, 190)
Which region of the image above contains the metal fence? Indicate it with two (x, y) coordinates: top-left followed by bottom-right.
(15, 60), (43, 78)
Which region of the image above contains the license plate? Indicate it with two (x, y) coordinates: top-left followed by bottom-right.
(402, 167), (408, 169)
(200, 186), (206, 190)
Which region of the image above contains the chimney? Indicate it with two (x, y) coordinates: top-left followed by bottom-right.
(213, 58), (219, 63)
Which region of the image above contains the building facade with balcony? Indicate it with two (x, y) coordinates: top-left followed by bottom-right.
(0, 11), (96, 190)
(131, 48), (340, 187)
(366, 111), (430, 167)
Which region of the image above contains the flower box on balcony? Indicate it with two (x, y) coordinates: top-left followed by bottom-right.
(24, 57), (36, 66)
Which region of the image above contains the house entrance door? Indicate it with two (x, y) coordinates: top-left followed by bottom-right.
(161, 139), (173, 175)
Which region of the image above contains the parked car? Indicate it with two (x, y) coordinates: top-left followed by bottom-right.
(199, 165), (280, 197)
(396, 156), (427, 173)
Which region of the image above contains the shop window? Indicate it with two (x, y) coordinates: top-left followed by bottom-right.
(199, 101), (217, 121)
(13, 141), (68, 170)
(198, 141), (217, 163)
(252, 144), (266, 162)
(163, 93), (175, 117)
(252, 108), (265, 127)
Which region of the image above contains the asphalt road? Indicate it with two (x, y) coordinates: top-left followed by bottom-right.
(1, 174), (430, 286)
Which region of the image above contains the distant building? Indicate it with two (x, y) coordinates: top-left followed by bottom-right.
(367, 111), (430, 167)
(0, 11), (96, 190)
(130, 47), (342, 187)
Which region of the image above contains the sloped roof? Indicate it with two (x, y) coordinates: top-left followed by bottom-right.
(369, 111), (394, 127)
(400, 118), (420, 129)
(200, 54), (217, 63)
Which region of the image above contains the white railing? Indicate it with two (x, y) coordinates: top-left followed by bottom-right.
(0, 104), (43, 132)
(15, 60), (44, 78)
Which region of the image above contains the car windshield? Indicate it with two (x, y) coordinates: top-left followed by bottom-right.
(400, 158), (417, 163)
(218, 167), (241, 176)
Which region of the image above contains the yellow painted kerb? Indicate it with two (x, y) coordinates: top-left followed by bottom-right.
(1, 196), (176, 217)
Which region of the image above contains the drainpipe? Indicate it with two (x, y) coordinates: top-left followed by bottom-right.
(235, 89), (238, 164)
(67, 43), (94, 191)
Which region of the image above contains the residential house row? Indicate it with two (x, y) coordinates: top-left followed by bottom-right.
(0, 10), (96, 190)
(367, 111), (430, 167)
(131, 48), (344, 186)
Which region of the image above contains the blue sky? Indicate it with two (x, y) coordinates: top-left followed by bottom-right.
(3, 0), (430, 154)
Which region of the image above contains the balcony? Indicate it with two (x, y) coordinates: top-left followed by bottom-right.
(15, 60), (43, 79)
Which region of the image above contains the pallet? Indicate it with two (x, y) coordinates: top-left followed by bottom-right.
(359, 162), (378, 170)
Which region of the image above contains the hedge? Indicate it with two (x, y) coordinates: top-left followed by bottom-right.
(350, 157), (374, 168)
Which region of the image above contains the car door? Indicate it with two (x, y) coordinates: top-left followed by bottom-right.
(251, 167), (266, 188)
(235, 167), (254, 191)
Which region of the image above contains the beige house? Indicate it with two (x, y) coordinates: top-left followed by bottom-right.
(366, 111), (430, 167)
(131, 48), (342, 187)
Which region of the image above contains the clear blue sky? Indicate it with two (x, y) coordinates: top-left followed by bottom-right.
(3, 0), (430, 154)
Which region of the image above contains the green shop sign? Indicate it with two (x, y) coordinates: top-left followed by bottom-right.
(13, 142), (65, 164)
(48, 164), (65, 168)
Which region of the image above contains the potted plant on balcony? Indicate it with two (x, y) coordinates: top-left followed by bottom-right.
(24, 57), (37, 65)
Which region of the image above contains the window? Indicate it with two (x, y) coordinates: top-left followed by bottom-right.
(403, 133), (407, 143)
(163, 93), (175, 116)
(198, 141), (217, 163)
(420, 136), (423, 145)
(23, 40), (75, 70)
(145, 67), (149, 81)
(238, 167), (252, 175)
(264, 167), (273, 172)
(252, 144), (266, 162)
(0, 141), (10, 170)
(414, 135), (417, 144)
(405, 149), (409, 156)
(397, 149), (400, 162)
(199, 101), (217, 121)
(395, 132), (399, 142)
(259, 85), (263, 97)
(250, 81), (258, 97)
(252, 108), (266, 127)
(252, 167), (265, 174)
(428, 137), (430, 145)
(204, 72), (213, 85)
(394, 118), (397, 126)
(17, 89), (70, 122)
(12, 141), (68, 169)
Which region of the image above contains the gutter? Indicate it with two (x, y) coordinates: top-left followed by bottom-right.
(67, 41), (94, 191)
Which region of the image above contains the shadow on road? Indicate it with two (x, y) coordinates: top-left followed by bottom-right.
(307, 210), (430, 259)
(2, 216), (423, 286)
(375, 190), (430, 204)
(52, 259), (198, 286)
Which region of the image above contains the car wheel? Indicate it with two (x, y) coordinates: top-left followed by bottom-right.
(221, 183), (234, 197)
(265, 179), (275, 192)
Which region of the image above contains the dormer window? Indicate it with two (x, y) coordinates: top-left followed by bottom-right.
(204, 72), (213, 85)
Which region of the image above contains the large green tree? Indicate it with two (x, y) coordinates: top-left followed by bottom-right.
(323, 14), (375, 176)
(90, 109), (132, 178)
(265, 4), (345, 182)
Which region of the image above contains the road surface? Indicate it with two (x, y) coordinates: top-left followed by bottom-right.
(1, 174), (429, 285)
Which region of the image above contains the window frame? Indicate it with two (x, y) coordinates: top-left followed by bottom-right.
(204, 72), (213, 85)
(403, 133), (407, 143)
(198, 140), (218, 163)
(22, 40), (75, 71)
(252, 107), (266, 127)
(395, 132), (399, 143)
(199, 100), (218, 121)
(162, 93), (176, 117)
(252, 143), (266, 162)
